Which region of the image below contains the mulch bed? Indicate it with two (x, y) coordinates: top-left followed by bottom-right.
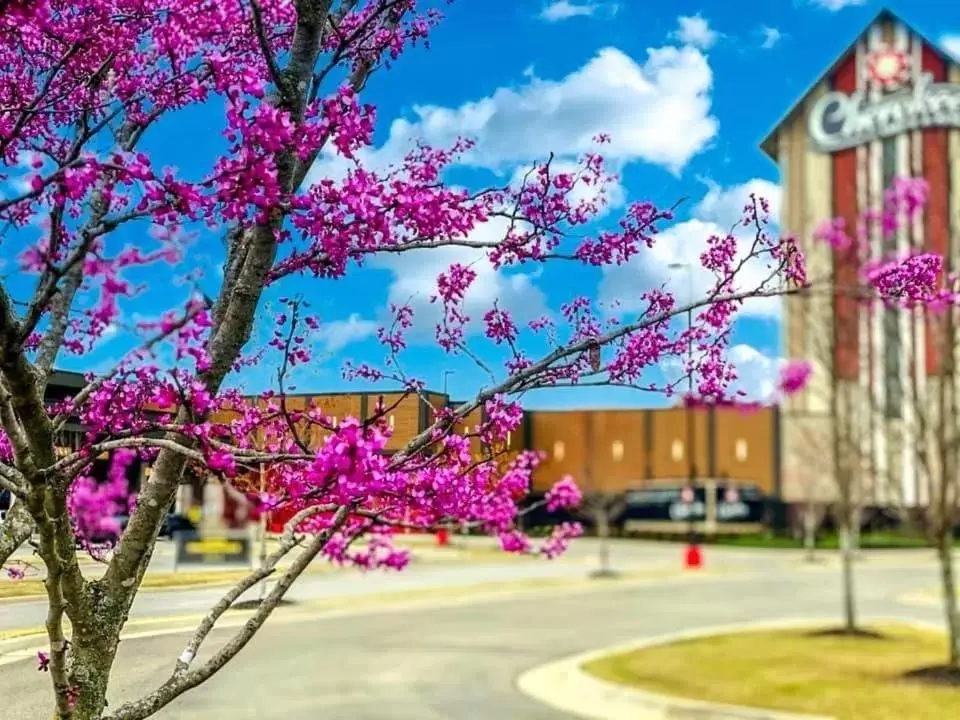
(806, 627), (887, 640)
(902, 665), (960, 687)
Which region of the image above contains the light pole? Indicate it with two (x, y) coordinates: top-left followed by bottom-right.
(442, 369), (455, 397)
(669, 261), (698, 543)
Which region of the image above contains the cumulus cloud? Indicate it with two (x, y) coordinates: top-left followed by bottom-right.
(339, 45), (716, 177)
(304, 41), (719, 343)
(599, 178), (783, 319)
(539, 1), (600, 21)
(659, 342), (783, 402)
(316, 313), (377, 352)
(370, 216), (549, 341)
(671, 14), (720, 50)
(759, 26), (783, 49)
(941, 35), (960, 60)
(808, 0), (866, 10)
(726, 344), (783, 402)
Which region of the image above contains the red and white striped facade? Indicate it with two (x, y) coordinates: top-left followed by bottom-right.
(763, 11), (960, 508)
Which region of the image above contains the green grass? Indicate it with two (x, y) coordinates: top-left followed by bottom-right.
(582, 624), (958, 720)
(649, 531), (936, 550)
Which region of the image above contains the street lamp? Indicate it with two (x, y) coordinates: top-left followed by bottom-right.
(441, 369), (455, 396)
(669, 261), (699, 544)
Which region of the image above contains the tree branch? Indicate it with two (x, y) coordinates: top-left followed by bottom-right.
(103, 504), (351, 720)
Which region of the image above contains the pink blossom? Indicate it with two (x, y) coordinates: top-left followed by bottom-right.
(545, 475), (582, 512)
(778, 360), (813, 396)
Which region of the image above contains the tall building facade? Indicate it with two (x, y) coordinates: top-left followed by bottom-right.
(763, 10), (960, 508)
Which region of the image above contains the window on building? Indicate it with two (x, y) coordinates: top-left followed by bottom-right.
(735, 439), (748, 462)
(611, 440), (624, 462)
(553, 441), (565, 461)
(671, 439), (684, 462)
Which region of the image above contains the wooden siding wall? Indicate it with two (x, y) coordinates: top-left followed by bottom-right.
(212, 393), (779, 498)
(527, 407), (777, 495)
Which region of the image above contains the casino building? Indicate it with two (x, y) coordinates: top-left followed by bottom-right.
(762, 9), (960, 508)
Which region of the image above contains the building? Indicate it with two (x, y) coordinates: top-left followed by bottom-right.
(217, 391), (781, 502)
(524, 405), (779, 497)
(762, 9), (960, 508)
(0, 369), (782, 532)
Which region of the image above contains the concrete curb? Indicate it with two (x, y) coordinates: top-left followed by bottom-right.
(515, 616), (945, 720)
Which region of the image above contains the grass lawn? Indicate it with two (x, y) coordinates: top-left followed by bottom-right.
(0, 569), (256, 599)
(582, 624), (960, 720)
(708, 532), (933, 550)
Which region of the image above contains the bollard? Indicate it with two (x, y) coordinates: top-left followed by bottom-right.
(684, 543), (702, 570)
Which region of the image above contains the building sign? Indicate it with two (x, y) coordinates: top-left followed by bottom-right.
(174, 530), (252, 566)
(622, 484), (765, 533)
(808, 71), (960, 153)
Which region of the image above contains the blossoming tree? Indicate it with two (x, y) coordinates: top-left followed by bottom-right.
(0, 1), (939, 718)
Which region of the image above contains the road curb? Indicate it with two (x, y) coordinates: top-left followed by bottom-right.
(515, 616), (944, 720)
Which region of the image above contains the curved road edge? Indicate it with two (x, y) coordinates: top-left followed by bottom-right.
(514, 617), (944, 720)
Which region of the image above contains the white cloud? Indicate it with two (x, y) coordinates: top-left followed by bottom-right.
(539, 1), (599, 21)
(694, 177), (782, 229)
(304, 41), (717, 344)
(599, 178), (784, 319)
(726, 344), (783, 402)
(941, 35), (960, 60)
(759, 26), (783, 49)
(672, 14), (720, 50)
(808, 0), (866, 10)
(316, 313), (377, 352)
(659, 342), (782, 402)
(345, 45), (716, 177)
(371, 216), (549, 342)
(508, 159), (626, 217)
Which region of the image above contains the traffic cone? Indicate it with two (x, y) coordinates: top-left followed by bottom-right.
(436, 528), (449, 547)
(684, 543), (702, 570)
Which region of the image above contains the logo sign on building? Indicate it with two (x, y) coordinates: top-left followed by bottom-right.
(808, 66), (960, 153)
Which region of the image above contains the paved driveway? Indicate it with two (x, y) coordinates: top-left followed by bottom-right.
(0, 550), (945, 719)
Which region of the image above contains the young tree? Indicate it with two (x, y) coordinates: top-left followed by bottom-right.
(901, 250), (960, 672)
(0, 2), (930, 719)
(807, 176), (954, 641)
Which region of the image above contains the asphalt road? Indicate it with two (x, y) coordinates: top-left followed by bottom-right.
(0, 539), (761, 632)
(0, 546), (947, 719)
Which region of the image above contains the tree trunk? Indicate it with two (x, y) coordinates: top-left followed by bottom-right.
(839, 517), (858, 632)
(937, 529), (960, 668)
(803, 503), (817, 563)
(64, 632), (119, 719)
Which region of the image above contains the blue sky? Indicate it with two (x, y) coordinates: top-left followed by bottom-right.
(15, 0), (960, 408)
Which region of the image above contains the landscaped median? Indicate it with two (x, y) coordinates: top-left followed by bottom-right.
(517, 619), (958, 720)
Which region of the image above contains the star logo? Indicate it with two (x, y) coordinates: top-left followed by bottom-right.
(867, 48), (911, 91)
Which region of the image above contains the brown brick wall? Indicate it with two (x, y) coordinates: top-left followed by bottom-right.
(649, 407), (710, 483)
(713, 407), (776, 494)
(221, 393), (779, 497)
(588, 410), (646, 493)
(378, 393), (423, 451)
(528, 407), (777, 495)
(527, 411), (587, 492)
